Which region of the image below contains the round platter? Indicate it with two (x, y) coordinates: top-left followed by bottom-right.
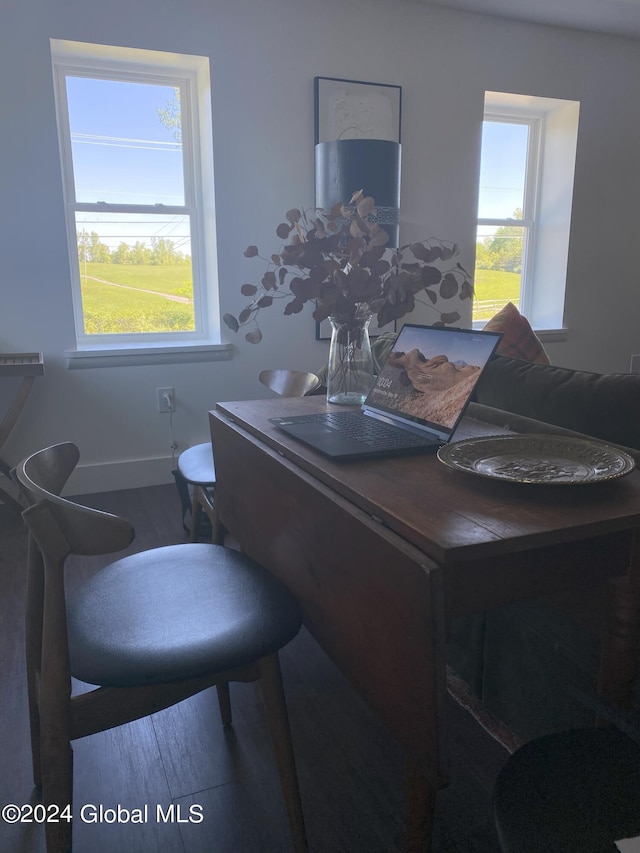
(437, 434), (636, 485)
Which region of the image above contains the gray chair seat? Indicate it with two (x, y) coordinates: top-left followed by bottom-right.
(177, 441), (215, 486)
(67, 543), (302, 687)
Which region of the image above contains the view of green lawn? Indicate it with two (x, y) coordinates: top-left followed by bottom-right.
(80, 262), (194, 334)
(472, 268), (520, 321)
(78, 261), (519, 334)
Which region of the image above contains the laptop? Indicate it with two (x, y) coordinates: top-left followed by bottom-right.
(270, 323), (502, 460)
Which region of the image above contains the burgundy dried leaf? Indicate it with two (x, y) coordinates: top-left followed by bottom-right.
(238, 307), (253, 323)
(286, 208), (302, 225)
(440, 311), (460, 325)
(240, 283), (258, 296)
(346, 237), (365, 258)
(410, 242), (428, 261)
(460, 279), (474, 300)
(312, 301), (331, 323)
(412, 243), (443, 263)
(262, 270), (277, 290)
(361, 246), (386, 267)
(271, 254), (281, 265)
(439, 272), (459, 299)
(371, 260), (390, 276)
(278, 266), (288, 284)
(223, 313), (239, 332)
(420, 265), (443, 286)
(284, 297), (305, 315)
(257, 295), (273, 308)
(332, 268), (349, 290)
(245, 329), (262, 344)
(276, 223), (292, 240)
(243, 245), (259, 258)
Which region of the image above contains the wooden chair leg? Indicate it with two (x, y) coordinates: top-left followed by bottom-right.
(189, 487), (203, 543)
(27, 676), (41, 787)
(259, 652), (307, 853)
(216, 682), (232, 727)
(42, 736), (73, 853)
(25, 538), (43, 786)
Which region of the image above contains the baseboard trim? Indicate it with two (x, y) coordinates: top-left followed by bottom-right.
(66, 455), (176, 495)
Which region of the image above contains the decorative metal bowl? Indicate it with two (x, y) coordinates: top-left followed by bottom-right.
(437, 434), (636, 485)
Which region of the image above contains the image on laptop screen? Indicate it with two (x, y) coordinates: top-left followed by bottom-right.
(364, 324), (501, 436)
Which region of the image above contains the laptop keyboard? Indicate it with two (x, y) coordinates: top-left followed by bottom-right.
(290, 411), (435, 449)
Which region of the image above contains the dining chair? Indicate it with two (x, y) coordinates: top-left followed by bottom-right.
(177, 370), (320, 543)
(176, 439), (216, 542)
(15, 442), (308, 853)
(493, 717), (640, 851)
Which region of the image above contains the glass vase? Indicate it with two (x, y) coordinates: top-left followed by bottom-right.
(327, 309), (374, 405)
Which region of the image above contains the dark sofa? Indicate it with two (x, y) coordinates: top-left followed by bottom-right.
(447, 354), (640, 741)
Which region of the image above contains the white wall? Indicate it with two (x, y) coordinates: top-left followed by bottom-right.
(3, 0), (640, 491)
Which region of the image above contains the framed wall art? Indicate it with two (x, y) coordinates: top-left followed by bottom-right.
(314, 77), (402, 145)
(313, 77), (401, 341)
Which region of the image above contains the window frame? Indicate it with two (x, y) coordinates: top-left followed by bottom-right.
(474, 92), (580, 333)
(51, 40), (224, 360)
(476, 112), (541, 320)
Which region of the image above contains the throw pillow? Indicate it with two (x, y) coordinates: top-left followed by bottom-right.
(483, 302), (550, 364)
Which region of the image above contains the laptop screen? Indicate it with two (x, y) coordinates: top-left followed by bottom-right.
(364, 324), (502, 438)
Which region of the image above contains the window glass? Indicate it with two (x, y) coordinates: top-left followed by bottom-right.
(474, 223), (523, 322)
(477, 121), (528, 220)
(66, 77), (185, 206)
(474, 118), (530, 325)
(75, 212), (194, 335)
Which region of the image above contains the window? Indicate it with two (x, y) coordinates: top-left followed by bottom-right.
(473, 92), (580, 331)
(51, 40), (222, 357)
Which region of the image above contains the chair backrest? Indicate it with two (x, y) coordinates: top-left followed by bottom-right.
(15, 444), (136, 719)
(259, 369), (321, 397)
(16, 442), (134, 558)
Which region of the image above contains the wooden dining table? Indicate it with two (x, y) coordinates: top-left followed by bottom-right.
(209, 395), (640, 851)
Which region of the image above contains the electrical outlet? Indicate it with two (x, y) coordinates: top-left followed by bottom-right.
(157, 387), (175, 413)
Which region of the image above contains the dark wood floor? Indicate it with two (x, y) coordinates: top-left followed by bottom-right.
(0, 484), (508, 852)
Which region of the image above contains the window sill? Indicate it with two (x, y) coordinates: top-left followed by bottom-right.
(536, 328), (568, 344)
(473, 324), (568, 343)
(65, 341), (233, 369)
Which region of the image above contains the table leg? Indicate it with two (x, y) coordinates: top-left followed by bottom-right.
(406, 759), (437, 853)
(598, 530), (640, 710)
(209, 502), (226, 547)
